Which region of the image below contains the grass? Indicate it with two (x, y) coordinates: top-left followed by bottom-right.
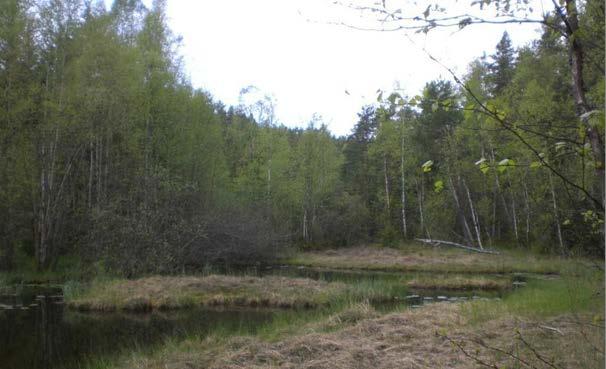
(463, 265), (605, 323)
(65, 271), (430, 312)
(79, 300), (386, 369)
(406, 274), (512, 290)
(7, 244), (602, 369)
(66, 275), (352, 311)
(93, 295), (605, 369)
(81, 258), (604, 369)
(0, 253), (95, 287)
(286, 243), (593, 274)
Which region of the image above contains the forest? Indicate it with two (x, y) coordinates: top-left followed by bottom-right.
(0, 0), (603, 275)
(0, 1), (604, 369)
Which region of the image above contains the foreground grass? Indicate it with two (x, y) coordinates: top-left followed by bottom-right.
(287, 243), (596, 274)
(66, 275), (354, 311)
(464, 265), (604, 322)
(94, 302), (604, 369)
(87, 263), (604, 369)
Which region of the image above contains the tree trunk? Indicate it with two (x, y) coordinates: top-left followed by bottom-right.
(416, 178), (427, 238)
(448, 176), (474, 246)
(563, 0), (605, 207)
(383, 154), (390, 211)
(302, 209), (308, 242)
(88, 139), (93, 209)
(548, 171), (566, 255)
(507, 171), (519, 245)
(462, 178), (483, 249)
(522, 179), (531, 245)
(400, 138), (407, 237)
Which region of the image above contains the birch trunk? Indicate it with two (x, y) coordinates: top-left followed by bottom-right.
(448, 176), (474, 246)
(88, 139), (93, 209)
(383, 155), (390, 211)
(548, 171), (566, 254)
(415, 178), (427, 238)
(522, 180), (531, 244)
(400, 138), (407, 237)
(462, 178), (483, 249)
(505, 172), (519, 244)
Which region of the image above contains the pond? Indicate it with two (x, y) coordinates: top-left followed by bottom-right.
(0, 269), (510, 369)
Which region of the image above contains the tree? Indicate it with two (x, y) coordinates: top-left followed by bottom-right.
(488, 31), (516, 95)
(0, 0), (37, 270)
(330, 0), (605, 211)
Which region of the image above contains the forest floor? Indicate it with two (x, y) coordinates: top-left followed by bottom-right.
(286, 243), (595, 274)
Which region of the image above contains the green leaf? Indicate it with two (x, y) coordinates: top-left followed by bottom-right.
(421, 160), (434, 173)
(555, 142), (566, 151)
(497, 158), (514, 173)
(475, 157), (490, 174)
(434, 180), (444, 193)
(530, 161), (542, 169)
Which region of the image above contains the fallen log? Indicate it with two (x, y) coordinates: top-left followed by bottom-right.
(414, 238), (500, 255)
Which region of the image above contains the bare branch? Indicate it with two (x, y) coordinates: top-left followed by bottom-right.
(440, 333), (499, 369)
(516, 330), (563, 369)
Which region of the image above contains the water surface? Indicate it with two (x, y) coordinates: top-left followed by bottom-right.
(0, 269), (508, 369)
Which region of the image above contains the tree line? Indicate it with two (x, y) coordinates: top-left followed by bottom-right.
(0, 0), (603, 275)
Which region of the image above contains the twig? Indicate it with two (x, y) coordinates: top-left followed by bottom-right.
(440, 334), (499, 369)
(469, 337), (538, 369)
(516, 330), (563, 369)
(538, 325), (564, 335)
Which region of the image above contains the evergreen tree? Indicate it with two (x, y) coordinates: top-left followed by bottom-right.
(488, 31), (516, 95)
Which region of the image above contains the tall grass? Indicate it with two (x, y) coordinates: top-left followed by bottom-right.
(464, 265), (604, 323)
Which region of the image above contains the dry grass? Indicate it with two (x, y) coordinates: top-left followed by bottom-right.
(107, 302), (604, 369)
(67, 275), (347, 311)
(287, 244), (579, 274)
(406, 275), (511, 290)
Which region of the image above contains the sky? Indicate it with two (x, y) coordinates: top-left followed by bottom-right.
(106, 0), (548, 136)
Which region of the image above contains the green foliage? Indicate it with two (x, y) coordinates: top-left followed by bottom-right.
(0, 0), (603, 276)
(433, 180), (444, 193)
(421, 160), (434, 173)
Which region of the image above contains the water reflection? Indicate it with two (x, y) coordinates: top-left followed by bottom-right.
(0, 287), (274, 369)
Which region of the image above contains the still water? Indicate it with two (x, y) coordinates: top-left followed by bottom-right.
(0, 268), (506, 369)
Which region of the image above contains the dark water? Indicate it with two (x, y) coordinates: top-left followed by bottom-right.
(0, 286), (276, 369)
(0, 269), (509, 369)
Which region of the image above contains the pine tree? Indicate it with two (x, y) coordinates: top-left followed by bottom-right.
(488, 31), (516, 95)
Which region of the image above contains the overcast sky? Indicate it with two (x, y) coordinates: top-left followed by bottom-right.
(107, 0), (548, 136)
